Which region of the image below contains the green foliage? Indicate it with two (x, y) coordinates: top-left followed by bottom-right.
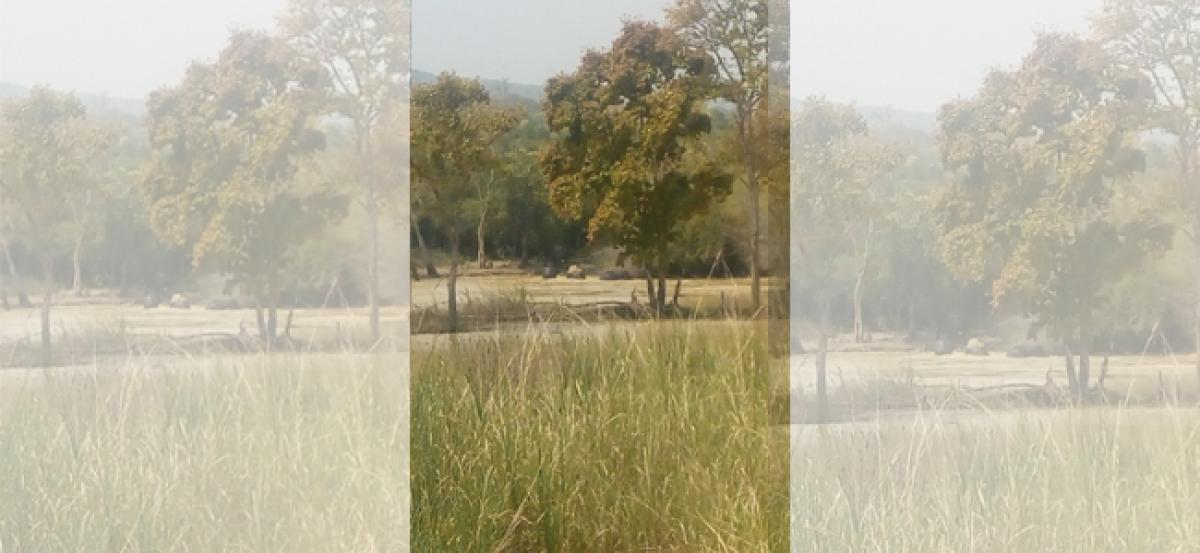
(143, 31), (344, 312)
(540, 21), (732, 276)
(791, 98), (900, 315)
(0, 88), (114, 265)
(411, 73), (517, 247)
(937, 33), (1171, 343)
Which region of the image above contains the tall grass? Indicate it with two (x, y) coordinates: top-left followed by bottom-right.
(792, 407), (1200, 552)
(412, 321), (784, 551)
(0, 353), (409, 552)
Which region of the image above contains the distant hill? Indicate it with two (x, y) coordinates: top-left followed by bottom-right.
(0, 81), (145, 120)
(412, 69), (544, 103)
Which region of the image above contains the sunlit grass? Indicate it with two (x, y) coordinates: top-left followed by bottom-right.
(0, 352), (409, 552)
(792, 406), (1200, 552)
(412, 321), (783, 551)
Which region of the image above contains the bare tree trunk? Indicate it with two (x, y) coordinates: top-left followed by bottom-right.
(816, 298), (831, 423)
(1078, 340), (1091, 395)
(735, 105), (763, 313)
(72, 232), (85, 297)
(645, 275), (657, 315)
(656, 258), (667, 317)
(2, 239), (30, 307)
(412, 220), (437, 277)
(1064, 344), (1079, 397)
(39, 257), (54, 366)
(671, 278), (682, 308)
(477, 204), (488, 269)
(366, 193), (381, 343)
(518, 234), (529, 269)
(255, 306), (267, 344)
(1194, 215), (1200, 381)
(448, 236), (460, 333)
(853, 219), (873, 343)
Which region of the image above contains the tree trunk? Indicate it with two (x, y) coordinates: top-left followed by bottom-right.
(1064, 344), (1079, 397)
(477, 205), (488, 269)
(39, 257), (54, 366)
(816, 298), (831, 423)
(671, 278), (682, 308)
(645, 275), (657, 314)
(366, 194), (381, 343)
(448, 236), (460, 333)
(740, 109), (762, 312)
(413, 220), (438, 277)
(1078, 342), (1091, 396)
(40, 291), (52, 366)
(255, 306), (267, 344)
(853, 219), (873, 343)
(519, 234), (529, 269)
(656, 258), (667, 318)
(1194, 215), (1200, 381)
(3, 239), (30, 307)
(72, 232), (85, 297)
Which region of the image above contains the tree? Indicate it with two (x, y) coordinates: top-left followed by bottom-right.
(669, 0), (769, 311)
(937, 33), (1170, 396)
(282, 0), (410, 343)
(0, 88), (114, 364)
(792, 98), (896, 421)
(143, 31), (343, 345)
(411, 73), (517, 332)
(1096, 0), (1200, 377)
(540, 21), (732, 315)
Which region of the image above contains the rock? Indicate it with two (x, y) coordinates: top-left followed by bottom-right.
(169, 293), (190, 309)
(566, 264), (586, 279)
(542, 266), (558, 279)
(142, 295), (159, 309)
(964, 338), (989, 356)
(1007, 342), (1047, 358)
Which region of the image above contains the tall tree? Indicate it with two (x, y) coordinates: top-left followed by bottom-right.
(1096, 0), (1200, 377)
(669, 0), (769, 311)
(541, 21), (732, 315)
(792, 98), (895, 421)
(282, 0), (410, 342)
(937, 33), (1169, 396)
(144, 31), (343, 345)
(411, 73), (516, 332)
(0, 88), (113, 364)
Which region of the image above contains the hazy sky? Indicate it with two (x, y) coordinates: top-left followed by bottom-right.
(1, 0), (1101, 111)
(412, 0), (672, 85)
(0, 0), (286, 98)
(794, 0), (1103, 113)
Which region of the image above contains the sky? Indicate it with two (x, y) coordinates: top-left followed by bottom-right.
(0, 0), (286, 99)
(0, 0), (1102, 112)
(793, 0), (1104, 113)
(412, 0), (672, 85)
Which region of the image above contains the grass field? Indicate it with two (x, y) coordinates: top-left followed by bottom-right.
(0, 352), (409, 552)
(791, 406), (1200, 552)
(411, 321), (786, 551)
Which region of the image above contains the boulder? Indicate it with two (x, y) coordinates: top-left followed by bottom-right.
(964, 338), (989, 356)
(565, 264), (586, 279)
(142, 295), (159, 309)
(542, 266), (558, 279)
(169, 293), (190, 309)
